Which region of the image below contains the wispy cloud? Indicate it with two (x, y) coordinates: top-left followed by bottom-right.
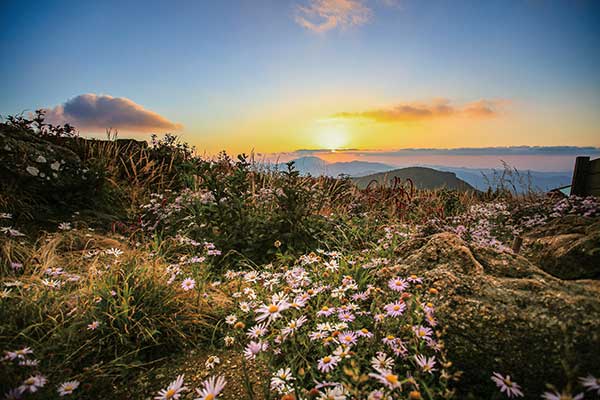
(44, 94), (182, 132)
(332, 98), (507, 122)
(294, 0), (373, 32)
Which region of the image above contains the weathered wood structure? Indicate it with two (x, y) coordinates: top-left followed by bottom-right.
(571, 156), (600, 196)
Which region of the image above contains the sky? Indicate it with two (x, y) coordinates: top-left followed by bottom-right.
(1, 0), (599, 167)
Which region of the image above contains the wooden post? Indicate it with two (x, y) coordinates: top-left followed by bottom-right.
(571, 156), (590, 196)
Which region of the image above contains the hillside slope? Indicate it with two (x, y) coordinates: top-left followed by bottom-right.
(352, 166), (477, 191)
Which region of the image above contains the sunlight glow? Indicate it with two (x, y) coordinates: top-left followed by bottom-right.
(316, 124), (349, 150)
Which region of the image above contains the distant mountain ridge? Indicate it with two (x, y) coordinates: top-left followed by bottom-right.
(352, 167), (477, 191)
(273, 157), (572, 192)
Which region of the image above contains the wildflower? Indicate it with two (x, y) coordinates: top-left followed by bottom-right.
(19, 374), (47, 393)
(412, 325), (433, 340)
(318, 386), (347, 399)
(205, 355), (220, 369)
(225, 315), (237, 325)
(388, 277), (408, 292)
(255, 296), (290, 324)
(317, 355), (340, 373)
(371, 352), (395, 371)
(224, 336), (235, 346)
(87, 321), (101, 330)
(181, 278), (196, 291)
(10, 262), (23, 271)
(57, 380), (80, 396)
(270, 367), (295, 393)
(105, 248), (124, 257)
(384, 301), (406, 317)
(244, 340), (268, 360)
(351, 291), (369, 301)
(369, 369), (401, 390)
(337, 312), (355, 322)
(194, 375), (226, 400)
(50, 161), (61, 171)
(541, 390), (584, 400)
(407, 275), (423, 283)
(239, 302), (251, 312)
(282, 315), (308, 337)
(247, 323), (269, 338)
(5, 347), (33, 360)
(333, 346), (352, 359)
(490, 372), (524, 398)
(357, 328), (373, 338)
(58, 222), (72, 230)
(414, 354), (436, 374)
(337, 331), (357, 346)
(580, 374), (600, 395)
(317, 306), (336, 317)
(155, 374), (187, 400)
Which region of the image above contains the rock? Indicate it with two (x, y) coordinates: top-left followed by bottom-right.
(381, 233), (600, 397)
(524, 216), (600, 279)
(0, 124), (102, 220)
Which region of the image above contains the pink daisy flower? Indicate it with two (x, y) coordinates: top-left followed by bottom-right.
(490, 372), (524, 398)
(388, 277), (408, 292)
(317, 355), (340, 373)
(384, 301), (406, 317)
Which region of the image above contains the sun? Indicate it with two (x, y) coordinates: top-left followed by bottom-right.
(317, 125), (349, 150)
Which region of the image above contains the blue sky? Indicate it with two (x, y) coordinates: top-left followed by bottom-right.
(1, 0), (599, 154)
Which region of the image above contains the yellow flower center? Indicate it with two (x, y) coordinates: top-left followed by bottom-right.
(205, 394), (215, 400)
(386, 335), (395, 340)
(268, 304), (279, 313)
(165, 388), (176, 398)
(25, 378), (35, 385)
(321, 306), (329, 311)
(393, 305), (400, 311)
(385, 374), (398, 384)
(344, 335), (352, 341)
(323, 356), (331, 363)
(361, 328), (369, 333)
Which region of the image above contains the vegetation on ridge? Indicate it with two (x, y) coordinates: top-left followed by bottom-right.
(1, 115), (600, 399)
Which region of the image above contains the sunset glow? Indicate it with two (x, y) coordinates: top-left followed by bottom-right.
(1, 1), (599, 158)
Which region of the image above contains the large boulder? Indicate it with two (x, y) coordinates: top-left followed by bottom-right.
(524, 216), (600, 279)
(0, 124), (102, 221)
(380, 233), (600, 397)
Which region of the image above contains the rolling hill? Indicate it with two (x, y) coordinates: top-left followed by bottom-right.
(352, 167), (477, 191)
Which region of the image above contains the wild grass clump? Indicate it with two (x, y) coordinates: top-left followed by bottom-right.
(0, 230), (222, 396)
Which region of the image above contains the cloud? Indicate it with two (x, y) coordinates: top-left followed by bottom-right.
(294, 0), (373, 32)
(333, 98), (507, 122)
(44, 94), (182, 132)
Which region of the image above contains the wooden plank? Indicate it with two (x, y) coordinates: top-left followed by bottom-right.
(587, 173), (600, 189)
(571, 156), (590, 196)
(589, 159), (600, 174)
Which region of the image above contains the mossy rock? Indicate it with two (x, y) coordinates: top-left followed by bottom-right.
(380, 233), (600, 397)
